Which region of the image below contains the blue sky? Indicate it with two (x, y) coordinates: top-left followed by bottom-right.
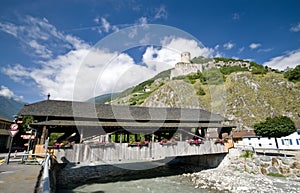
(0, 0), (300, 103)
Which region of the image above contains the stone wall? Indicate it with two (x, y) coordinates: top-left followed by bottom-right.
(229, 152), (300, 178)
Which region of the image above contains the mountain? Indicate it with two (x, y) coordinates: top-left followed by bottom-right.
(104, 57), (300, 129)
(0, 96), (25, 120)
(86, 93), (120, 104)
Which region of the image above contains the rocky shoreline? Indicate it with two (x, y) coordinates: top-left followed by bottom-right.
(183, 149), (300, 193)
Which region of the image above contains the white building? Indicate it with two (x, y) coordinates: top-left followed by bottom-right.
(276, 132), (300, 150)
(242, 136), (277, 150)
(242, 131), (300, 150)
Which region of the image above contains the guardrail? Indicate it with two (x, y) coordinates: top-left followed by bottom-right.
(41, 153), (51, 193)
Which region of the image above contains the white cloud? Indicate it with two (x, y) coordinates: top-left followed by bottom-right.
(232, 13), (240, 20)
(142, 37), (215, 70)
(249, 43), (261, 50)
(138, 17), (148, 28)
(101, 17), (111, 33)
(0, 22), (18, 37)
(290, 22), (300, 32)
(223, 42), (234, 50)
(0, 85), (24, 101)
(1, 16), (217, 102)
(154, 5), (168, 19)
(238, 47), (245, 53)
(263, 50), (300, 70)
(0, 15), (89, 59)
(258, 48), (273, 53)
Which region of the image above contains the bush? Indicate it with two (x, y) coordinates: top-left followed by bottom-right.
(203, 69), (225, 85)
(220, 66), (249, 75)
(267, 173), (285, 177)
(284, 65), (300, 82)
(196, 86), (206, 95)
(240, 150), (253, 158)
(254, 116), (296, 137)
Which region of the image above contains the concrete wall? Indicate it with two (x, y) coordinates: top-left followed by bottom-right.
(53, 141), (227, 163)
(56, 153), (227, 190)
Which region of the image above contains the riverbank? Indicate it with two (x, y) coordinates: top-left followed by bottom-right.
(183, 149), (300, 193)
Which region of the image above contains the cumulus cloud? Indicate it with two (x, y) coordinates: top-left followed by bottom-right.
(142, 37), (215, 70)
(1, 16), (216, 101)
(290, 22), (300, 32)
(249, 43), (261, 50)
(263, 50), (300, 70)
(223, 42), (234, 50)
(0, 85), (23, 101)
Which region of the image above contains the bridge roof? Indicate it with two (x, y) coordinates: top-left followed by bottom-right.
(19, 100), (226, 123)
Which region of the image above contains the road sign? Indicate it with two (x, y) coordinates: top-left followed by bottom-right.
(21, 135), (35, 140)
(10, 124), (18, 130)
(8, 130), (19, 137)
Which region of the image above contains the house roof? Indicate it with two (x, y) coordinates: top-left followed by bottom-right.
(0, 117), (13, 123)
(31, 119), (225, 128)
(232, 129), (256, 139)
(18, 100), (226, 123)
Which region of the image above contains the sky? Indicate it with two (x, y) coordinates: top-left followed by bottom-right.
(0, 0), (300, 103)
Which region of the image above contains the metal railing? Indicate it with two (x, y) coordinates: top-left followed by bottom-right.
(41, 153), (51, 193)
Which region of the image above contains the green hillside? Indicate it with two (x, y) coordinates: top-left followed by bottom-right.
(104, 59), (300, 129)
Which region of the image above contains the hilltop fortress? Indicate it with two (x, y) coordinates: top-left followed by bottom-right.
(170, 52), (251, 79)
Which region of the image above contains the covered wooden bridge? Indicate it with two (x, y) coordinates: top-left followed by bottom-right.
(17, 100), (234, 145)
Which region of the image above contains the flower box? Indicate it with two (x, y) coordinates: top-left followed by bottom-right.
(187, 139), (204, 146)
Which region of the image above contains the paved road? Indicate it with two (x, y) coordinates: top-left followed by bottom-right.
(0, 161), (41, 193)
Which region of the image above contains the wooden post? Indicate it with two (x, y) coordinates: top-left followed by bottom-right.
(152, 134), (155, 142)
(40, 126), (47, 145)
(120, 133), (123, 143)
(135, 134), (138, 141)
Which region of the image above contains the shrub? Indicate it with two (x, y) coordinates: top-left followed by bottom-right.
(267, 173), (285, 177)
(240, 150), (253, 158)
(254, 116), (296, 137)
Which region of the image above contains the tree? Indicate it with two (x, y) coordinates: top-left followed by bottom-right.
(18, 116), (34, 132)
(284, 65), (300, 82)
(254, 116), (296, 137)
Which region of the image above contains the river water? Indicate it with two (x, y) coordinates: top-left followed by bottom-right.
(58, 175), (218, 193)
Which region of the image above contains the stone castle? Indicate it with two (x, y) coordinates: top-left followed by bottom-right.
(170, 52), (251, 79)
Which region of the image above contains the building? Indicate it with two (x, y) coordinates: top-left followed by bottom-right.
(242, 131), (300, 151)
(17, 100), (235, 146)
(0, 117), (12, 152)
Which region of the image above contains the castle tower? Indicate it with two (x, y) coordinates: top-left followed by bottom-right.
(181, 52), (191, 63)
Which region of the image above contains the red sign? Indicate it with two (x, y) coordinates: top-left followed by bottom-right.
(10, 124), (18, 130)
(21, 135), (35, 140)
(8, 130), (19, 137)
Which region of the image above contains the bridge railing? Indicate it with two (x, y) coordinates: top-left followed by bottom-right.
(41, 153), (51, 193)
(53, 141), (227, 163)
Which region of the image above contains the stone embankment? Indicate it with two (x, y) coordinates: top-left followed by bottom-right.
(183, 149), (300, 193)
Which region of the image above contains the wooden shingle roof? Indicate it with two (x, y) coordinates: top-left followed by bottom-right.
(18, 100), (226, 123)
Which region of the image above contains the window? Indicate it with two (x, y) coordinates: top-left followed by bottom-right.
(269, 143), (272, 145)
(282, 139), (284, 145)
(296, 139), (299, 145)
(259, 143), (262, 147)
(290, 139), (293, 145)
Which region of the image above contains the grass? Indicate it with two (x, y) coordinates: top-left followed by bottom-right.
(267, 173), (285, 177)
(240, 150), (254, 158)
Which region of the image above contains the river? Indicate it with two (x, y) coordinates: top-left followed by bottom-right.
(57, 175), (218, 193)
